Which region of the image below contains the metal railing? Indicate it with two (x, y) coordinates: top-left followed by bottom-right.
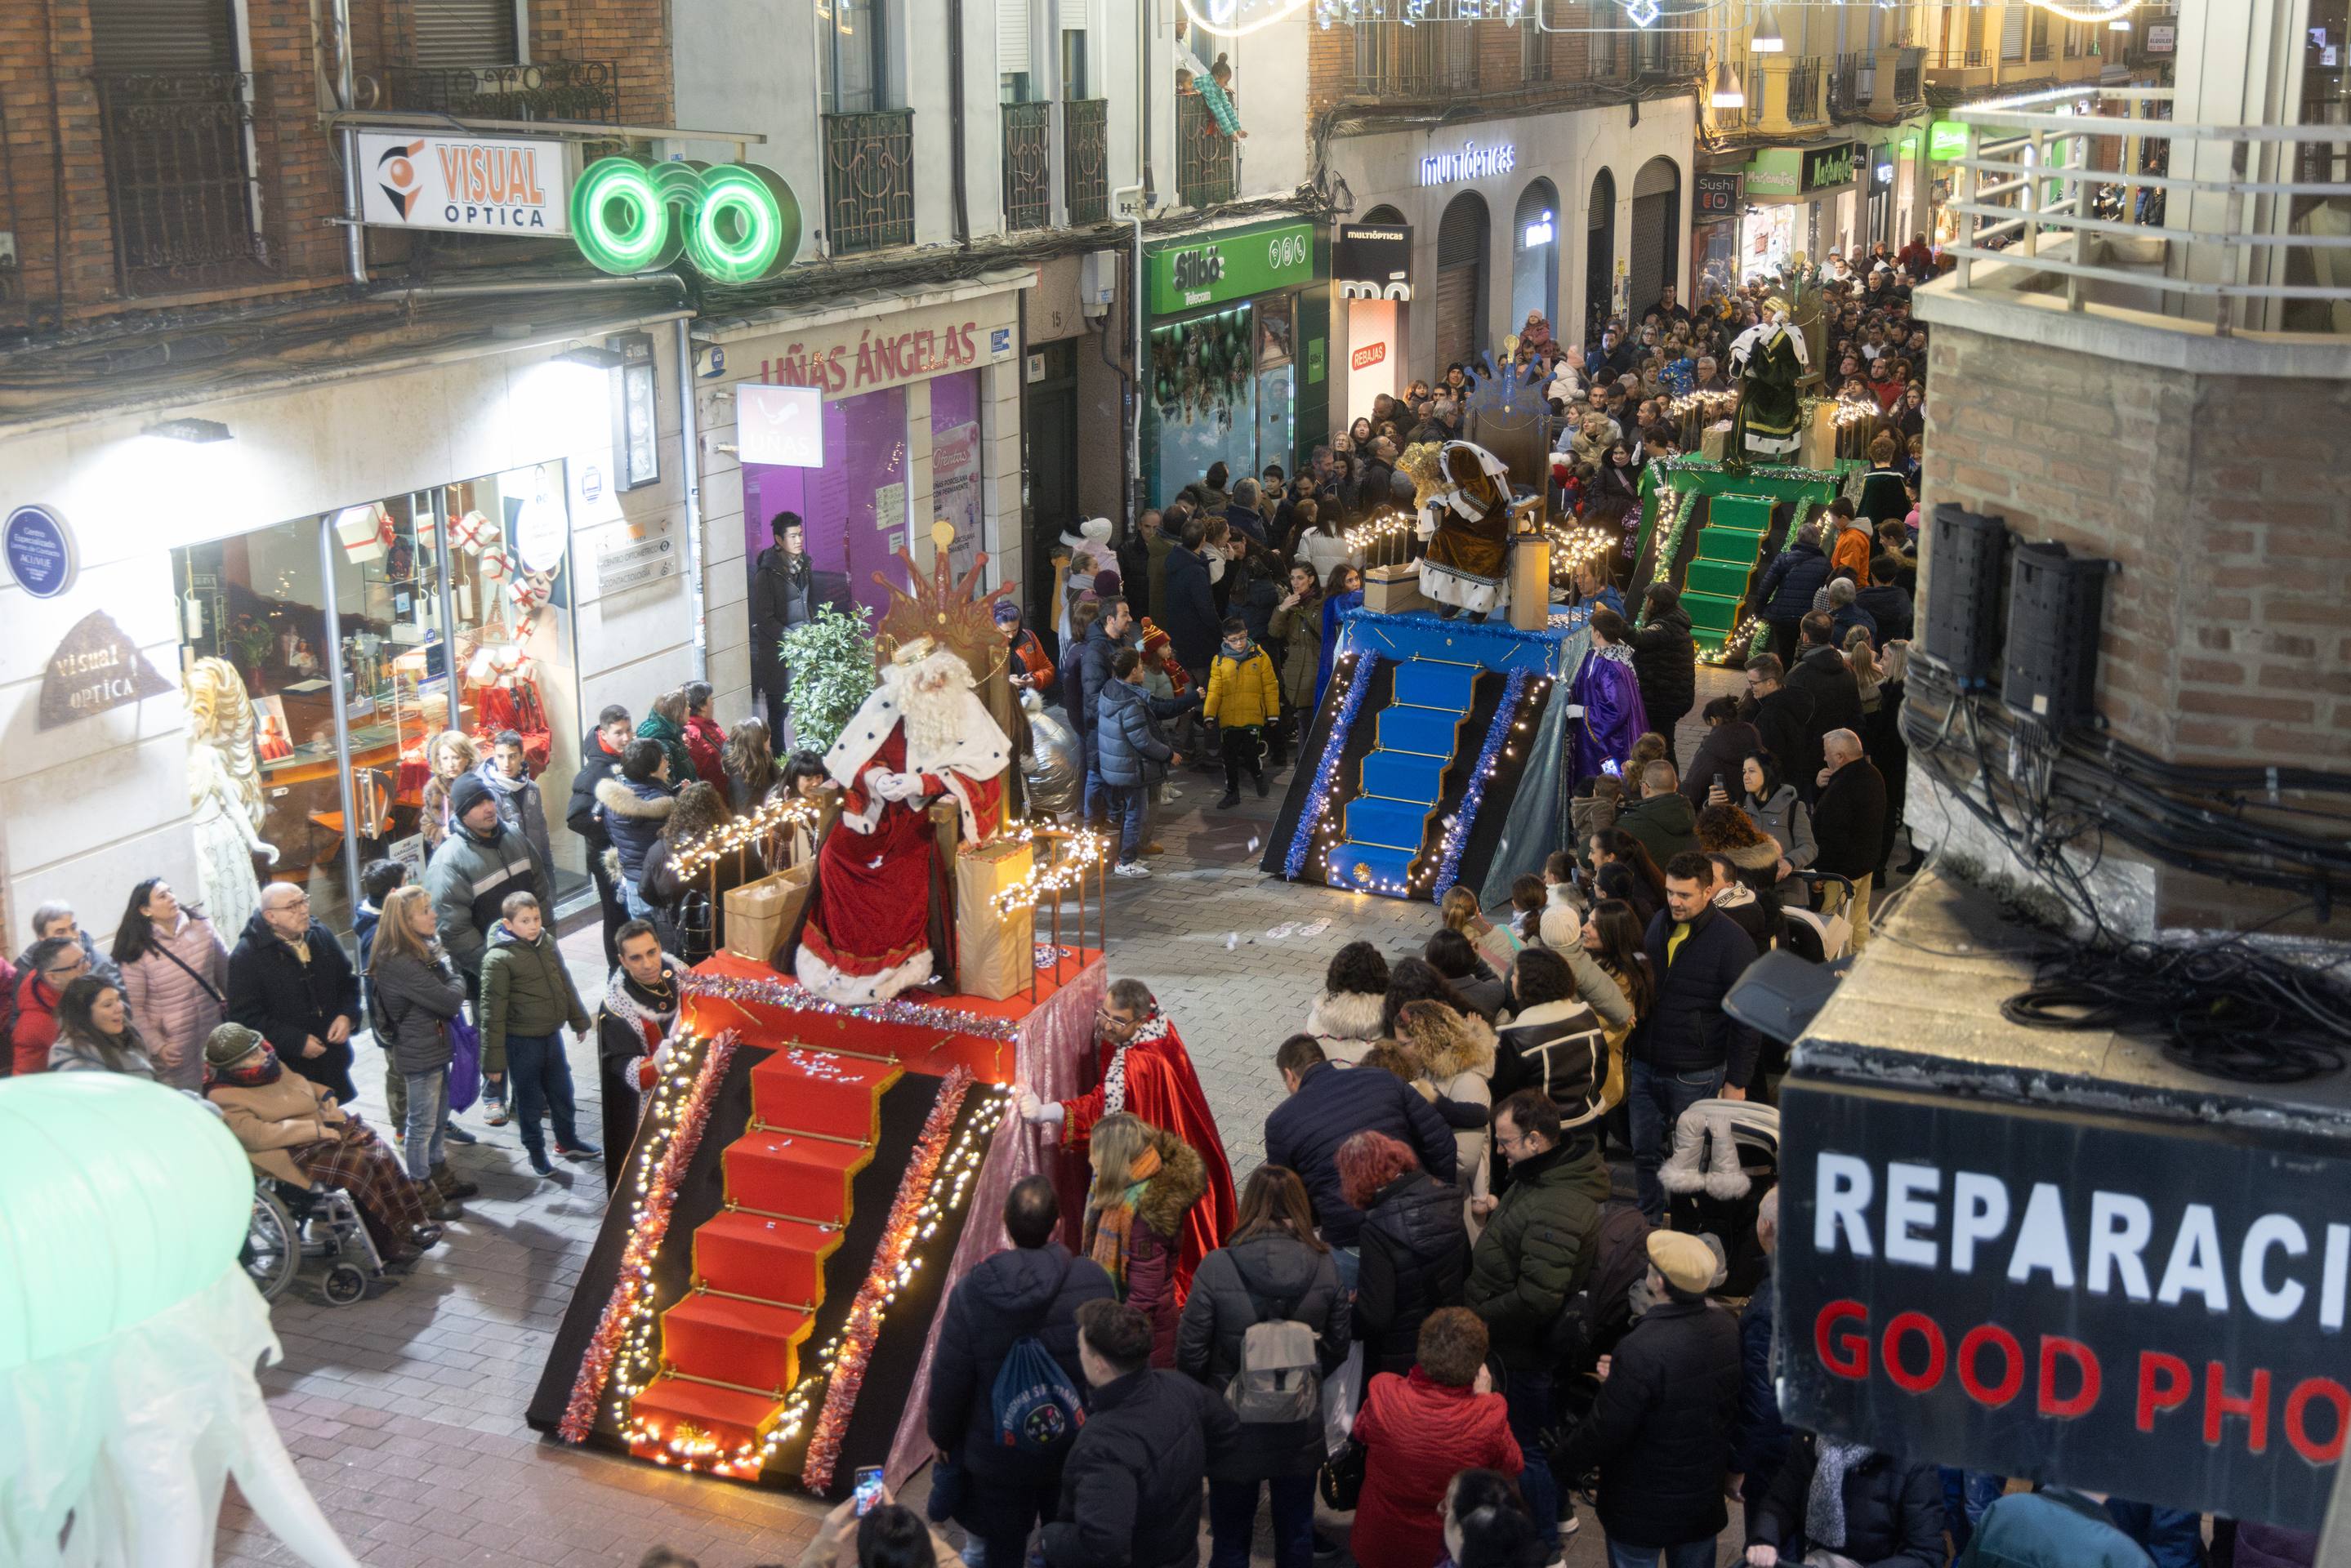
(378, 60), (620, 124)
(1894, 48), (1924, 106)
(1177, 90), (1237, 208)
(1785, 57), (1824, 122)
(1946, 87), (2351, 337)
(823, 109), (915, 254)
(95, 70), (281, 296)
(1064, 98), (1109, 225)
(1630, 28), (1706, 80)
(1828, 53), (1870, 118)
(1343, 24), (1478, 98)
(1002, 101), (1052, 232)
(1934, 49), (1988, 69)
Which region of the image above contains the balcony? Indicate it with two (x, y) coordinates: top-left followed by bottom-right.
(1828, 52), (1871, 118)
(378, 60), (620, 124)
(1893, 47), (1925, 107)
(1003, 101), (1051, 232)
(823, 109), (915, 254)
(95, 71), (283, 297)
(1783, 56), (1825, 123)
(1629, 27), (1706, 82)
(1343, 24), (1478, 99)
(1064, 99), (1110, 225)
(1177, 91), (1237, 209)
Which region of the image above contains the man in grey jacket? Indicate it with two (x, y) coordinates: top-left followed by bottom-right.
(422, 773), (551, 1002)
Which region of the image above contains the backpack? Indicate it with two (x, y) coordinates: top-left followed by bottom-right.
(990, 1257), (1086, 1454)
(1549, 1199), (1653, 1370)
(1229, 1284), (1322, 1425)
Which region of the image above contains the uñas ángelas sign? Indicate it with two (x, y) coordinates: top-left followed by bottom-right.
(1777, 1080), (2349, 1533)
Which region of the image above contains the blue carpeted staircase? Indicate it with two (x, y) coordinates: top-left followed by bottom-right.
(1680, 493), (1778, 653)
(1324, 657), (1479, 893)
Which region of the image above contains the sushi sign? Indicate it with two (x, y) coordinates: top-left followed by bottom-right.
(1776, 1079), (2351, 1534)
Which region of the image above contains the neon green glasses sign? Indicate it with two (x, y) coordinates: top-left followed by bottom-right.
(571, 158), (802, 283)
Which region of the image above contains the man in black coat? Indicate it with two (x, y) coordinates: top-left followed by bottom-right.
(1854, 555), (1915, 645)
(930, 1177), (1117, 1568)
(1783, 612), (1863, 796)
(227, 881), (362, 1104)
(1729, 1189), (1791, 1512)
(747, 511), (850, 742)
(1740, 655), (1813, 788)
(1553, 1231), (1742, 1563)
(1263, 1035), (1457, 1273)
(1161, 521), (1221, 679)
(1071, 597), (1134, 825)
(1631, 855), (1761, 1222)
(1042, 1298), (1240, 1568)
(1630, 586), (1697, 769)
(565, 704), (636, 969)
(1745, 1432), (1947, 1568)
(1812, 728), (1888, 951)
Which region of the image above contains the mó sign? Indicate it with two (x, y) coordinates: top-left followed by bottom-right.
(1778, 1082), (2349, 1533)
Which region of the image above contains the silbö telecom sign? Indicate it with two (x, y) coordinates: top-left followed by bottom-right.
(1419, 140), (1516, 188)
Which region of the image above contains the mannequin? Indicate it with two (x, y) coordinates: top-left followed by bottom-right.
(184, 657), (277, 941)
(1727, 296), (1809, 462)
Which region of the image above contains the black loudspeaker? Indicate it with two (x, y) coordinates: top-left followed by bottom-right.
(2002, 541), (2114, 731)
(1921, 503), (2010, 688)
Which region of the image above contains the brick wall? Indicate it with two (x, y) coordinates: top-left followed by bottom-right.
(0, 0), (672, 326)
(1918, 323), (2351, 930)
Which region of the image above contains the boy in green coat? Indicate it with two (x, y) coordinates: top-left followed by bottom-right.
(480, 891), (598, 1177)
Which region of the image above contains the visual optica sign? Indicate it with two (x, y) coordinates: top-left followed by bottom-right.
(357, 131), (572, 234)
(571, 158), (802, 283)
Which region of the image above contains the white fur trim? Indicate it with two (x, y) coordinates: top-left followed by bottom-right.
(793, 941), (937, 1006)
(1421, 562), (1507, 613)
(1704, 1107), (1753, 1200)
(824, 679), (1012, 794)
(1659, 1111), (1710, 1195)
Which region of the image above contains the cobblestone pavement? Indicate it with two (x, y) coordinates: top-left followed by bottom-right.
(216, 673), (1752, 1568)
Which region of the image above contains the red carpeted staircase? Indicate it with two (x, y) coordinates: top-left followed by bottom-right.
(627, 1045), (901, 1462)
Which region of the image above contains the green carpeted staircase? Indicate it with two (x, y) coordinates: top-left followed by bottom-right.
(1680, 493), (1778, 653)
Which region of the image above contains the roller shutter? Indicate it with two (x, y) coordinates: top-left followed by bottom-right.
(412, 0), (522, 68)
(87, 0), (237, 71)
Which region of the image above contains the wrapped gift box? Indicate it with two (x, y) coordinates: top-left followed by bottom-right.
(1363, 562), (1430, 616)
(725, 863), (811, 964)
(954, 836), (1036, 1002)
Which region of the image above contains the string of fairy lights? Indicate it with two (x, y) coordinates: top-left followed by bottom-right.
(667, 794), (823, 883)
(990, 826), (1109, 915)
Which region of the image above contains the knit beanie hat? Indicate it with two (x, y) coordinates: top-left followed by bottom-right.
(1092, 568), (1122, 599)
(204, 1022), (265, 1068)
(449, 772), (495, 822)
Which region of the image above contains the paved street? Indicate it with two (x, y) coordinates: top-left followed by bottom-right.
(216, 675), (1751, 1568)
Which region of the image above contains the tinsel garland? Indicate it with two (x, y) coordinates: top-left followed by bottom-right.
(679, 970), (1021, 1043)
(1431, 669), (1531, 900)
(1651, 454), (1845, 488)
(1636, 487), (1704, 600)
(800, 1067), (976, 1491)
(1033, 944), (1076, 968)
(558, 1030), (739, 1444)
(1285, 654), (1376, 880)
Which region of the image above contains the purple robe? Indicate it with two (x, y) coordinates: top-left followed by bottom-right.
(1568, 644), (1649, 786)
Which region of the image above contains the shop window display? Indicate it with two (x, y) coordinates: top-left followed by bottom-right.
(172, 465), (580, 938)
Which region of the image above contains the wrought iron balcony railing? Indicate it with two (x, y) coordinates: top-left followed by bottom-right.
(823, 109), (915, 254)
(1894, 48), (1925, 105)
(95, 70), (280, 296)
(1784, 56), (1824, 122)
(378, 60), (620, 124)
(1828, 52), (1870, 118)
(1177, 90), (1237, 209)
(1003, 101), (1051, 232)
(1934, 48), (1988, 69)
(1064, 98), (1110, 225)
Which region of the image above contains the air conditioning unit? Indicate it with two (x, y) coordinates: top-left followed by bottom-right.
(1080, 251), (1120, 316)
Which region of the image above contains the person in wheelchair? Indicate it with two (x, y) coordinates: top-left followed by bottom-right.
(202, 1023), (442, 1268)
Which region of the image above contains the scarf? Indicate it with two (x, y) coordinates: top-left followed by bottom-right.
(1805, 1438), (1871, 1549)
(1087, 1144), (1162, 1290)
(210, 1044), (286, 1089)
(1100, 1013), (1171, 1120)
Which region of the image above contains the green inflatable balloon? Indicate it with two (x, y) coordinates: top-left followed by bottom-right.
(0, 1074), (253, 1371)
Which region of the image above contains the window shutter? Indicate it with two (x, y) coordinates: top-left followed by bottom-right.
(999, 0), (1032, 78)
(2000, 7), (2026, 60)
(87, 0), (237, 73)
(412, 0), (522, 68)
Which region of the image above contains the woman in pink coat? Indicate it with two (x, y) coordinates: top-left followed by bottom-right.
(112, 877), (229, 1091)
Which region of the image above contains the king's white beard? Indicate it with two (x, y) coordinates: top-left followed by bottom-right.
(900, 683), (965, 766)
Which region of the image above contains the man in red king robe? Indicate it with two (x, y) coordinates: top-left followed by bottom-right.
(794, 637), (1011, 1005)
(1014, 978), (1236, 1302)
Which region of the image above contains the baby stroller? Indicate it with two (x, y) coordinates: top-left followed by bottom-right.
(1781, 870), (1857, 963)
(1658, 1098), (1781, 1298)
(241, 1173), (386, 1307)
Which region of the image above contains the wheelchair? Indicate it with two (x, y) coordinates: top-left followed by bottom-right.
(241, 1174), (385, 1307)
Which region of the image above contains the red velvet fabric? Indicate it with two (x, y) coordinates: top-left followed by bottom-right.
(1060, 1022), (1238, 1306)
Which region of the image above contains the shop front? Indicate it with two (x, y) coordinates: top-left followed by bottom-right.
(1738, 140), (1865, 278)
(1, 313), (698, 941)
(1140, 218), (1323, 507)
(691, 278), (1031, 722)
(1692, 170), (1744, 301)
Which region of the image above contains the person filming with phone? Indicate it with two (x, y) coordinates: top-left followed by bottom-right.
(792, 1477), (958, 1568)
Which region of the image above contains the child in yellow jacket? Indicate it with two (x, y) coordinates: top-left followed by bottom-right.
(1203, 616), (1282, 807)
